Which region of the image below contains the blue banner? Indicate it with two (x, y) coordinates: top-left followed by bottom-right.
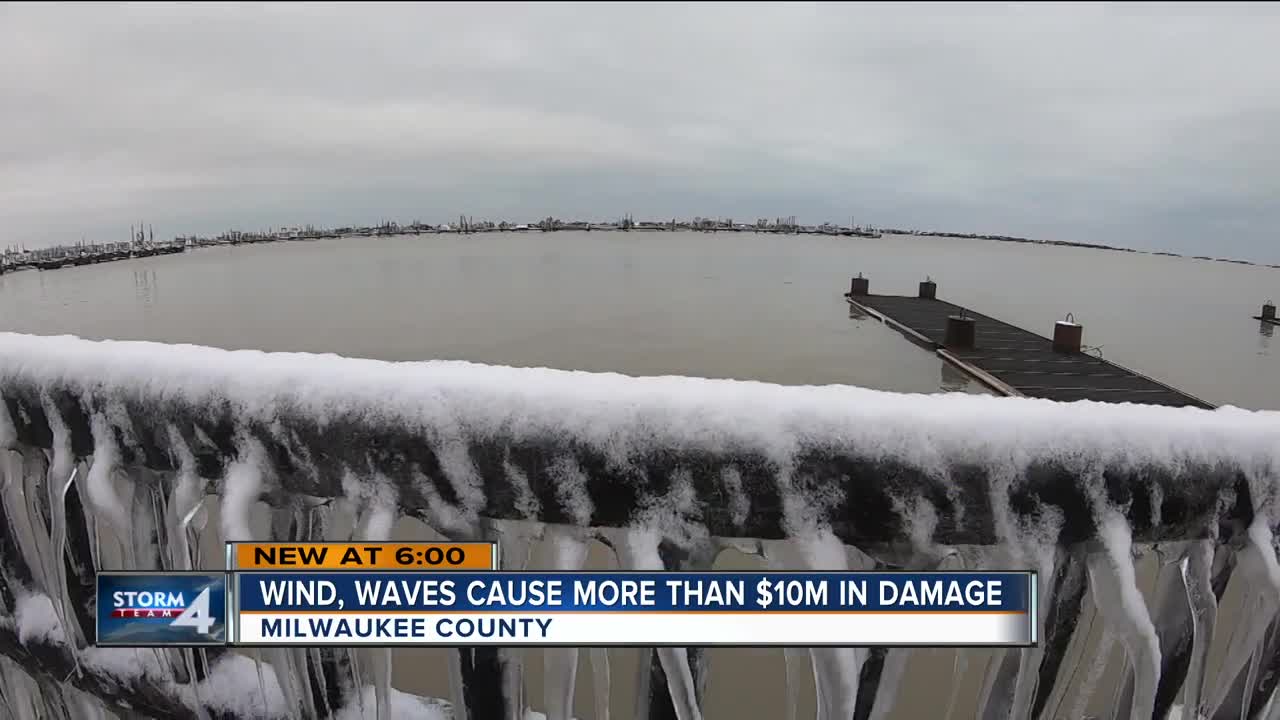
(97, 572), (228, 646)
(235, 571), (1031, 613)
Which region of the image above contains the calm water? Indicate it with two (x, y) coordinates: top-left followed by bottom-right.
(8, 231), (1280, 719)
(1, 231), (1276, 407)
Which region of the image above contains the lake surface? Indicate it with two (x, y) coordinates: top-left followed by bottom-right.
(1, 230), (1276, 408)
(10, 230), (1278, 718)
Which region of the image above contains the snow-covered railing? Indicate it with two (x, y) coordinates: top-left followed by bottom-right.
(0, 332), (1277, 719)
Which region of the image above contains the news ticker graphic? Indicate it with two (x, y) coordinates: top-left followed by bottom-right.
(94, 543), (1036, 647)
(230, 571), (1036, 647)
(226, 541), (498, 571)
(97, 572), (228, 646)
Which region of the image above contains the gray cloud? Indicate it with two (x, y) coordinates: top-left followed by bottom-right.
(2, 2), (1278, 261)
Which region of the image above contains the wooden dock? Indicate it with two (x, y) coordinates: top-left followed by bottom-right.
(846, 286), (1216, 409)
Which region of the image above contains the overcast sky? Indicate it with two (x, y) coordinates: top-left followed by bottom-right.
(3, 3), (1278, 261)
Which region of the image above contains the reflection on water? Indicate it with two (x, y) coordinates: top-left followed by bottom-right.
(1261, 320), (1274, 355)
(134, 269), (159, 305)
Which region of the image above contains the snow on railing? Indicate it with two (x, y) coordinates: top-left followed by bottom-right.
(0, 332), (1277, 719)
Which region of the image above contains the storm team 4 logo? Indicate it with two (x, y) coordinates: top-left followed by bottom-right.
(110, 588), (217, 633)
(97, 573), (226, 646)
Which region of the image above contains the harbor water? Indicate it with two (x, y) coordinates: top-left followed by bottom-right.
(0, 231), (1275, 409)
(4, 229), (1279, 719)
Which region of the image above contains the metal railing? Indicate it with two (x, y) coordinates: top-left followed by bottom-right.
(0, 332), (1277, 719)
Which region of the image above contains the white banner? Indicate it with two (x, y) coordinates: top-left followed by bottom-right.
(234, 611), (1033, 646)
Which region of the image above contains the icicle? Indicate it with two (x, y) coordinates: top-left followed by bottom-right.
(47, 465), (86, 652)
(263, 504), (321, 720)
(298, 646), (327, 718)
(2, 450), (54, 594)
(940, 648), (969, 720)
(1061, 622), (1113, 720)
(761, 533), (864, 720)
(605, 527), (702, 720)
(311, 496), (368, 720)
(1157, 538), (1213, 717)
(481, 517), (544, 720)
(0, 443), (15, 495)
(1180, 540), (1217, 718)
(1086, 510), (1161, 720)
(165, 425), (206, 571)
(129, 474), (165, 571)
(22, 451), (56, 591)
(86, 413), (130, 550)
(265, 645), (307, 719)
(590, 647), (611, 720)
(732, 533), (796, 720)
(1208, 518), (1280, 716)
(64, 686), (109, 720)
(252, 647), (272, 719)
(220, 436), (268, 543)
(776, 648), (804, 720)
(0, 396), (16, 452)
(40, 398), (82, 651)
(544, 529), (590, 720)
(1244, 643), (1267, 720)
(864, 498), (966, 720)
(448, 650), (471, 720)
(225, 457), (288, 720)
(1265, 680), (1280, 720)
(40, 395), (74, 493)
(357, 485), (399, 720)
(264, 616), (307, 715)
(68, 455), (101, 577)
(0, 657), (42, 720)
(973, 462), (1074, 720)
(1006, 542), (1061, 720)
(869, 563), (964, 720)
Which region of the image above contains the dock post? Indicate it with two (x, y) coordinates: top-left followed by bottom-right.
(1263, 301), (1276, 322)
(1053, 314), (1084, 354)
(918, 278), (937, 300)
(849, 274), (869, 296)
(945, 313), (976, 349)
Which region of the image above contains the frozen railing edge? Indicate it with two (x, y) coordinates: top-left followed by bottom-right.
(0, 332), (1276, 548)
(1, 332), (1279, 720)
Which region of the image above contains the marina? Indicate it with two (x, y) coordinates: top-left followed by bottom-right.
(845, 276), (1218, 408)
(0, 216), (883, 275)
(8, 214), (1278, 279)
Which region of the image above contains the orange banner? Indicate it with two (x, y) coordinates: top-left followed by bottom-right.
(229, 542), (497, 571)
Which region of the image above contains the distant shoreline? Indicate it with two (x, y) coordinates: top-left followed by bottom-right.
(5, 218), (1277, 272)
(878, 228), (1280, 270)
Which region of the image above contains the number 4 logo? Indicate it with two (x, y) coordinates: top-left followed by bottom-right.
(170, 588), (216, 635)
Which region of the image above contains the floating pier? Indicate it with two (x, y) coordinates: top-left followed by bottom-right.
(845, 277), (1215, 408)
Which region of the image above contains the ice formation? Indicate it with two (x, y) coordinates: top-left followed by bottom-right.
(543, 529), (590, 720)
(0, 331), (1278, 718)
